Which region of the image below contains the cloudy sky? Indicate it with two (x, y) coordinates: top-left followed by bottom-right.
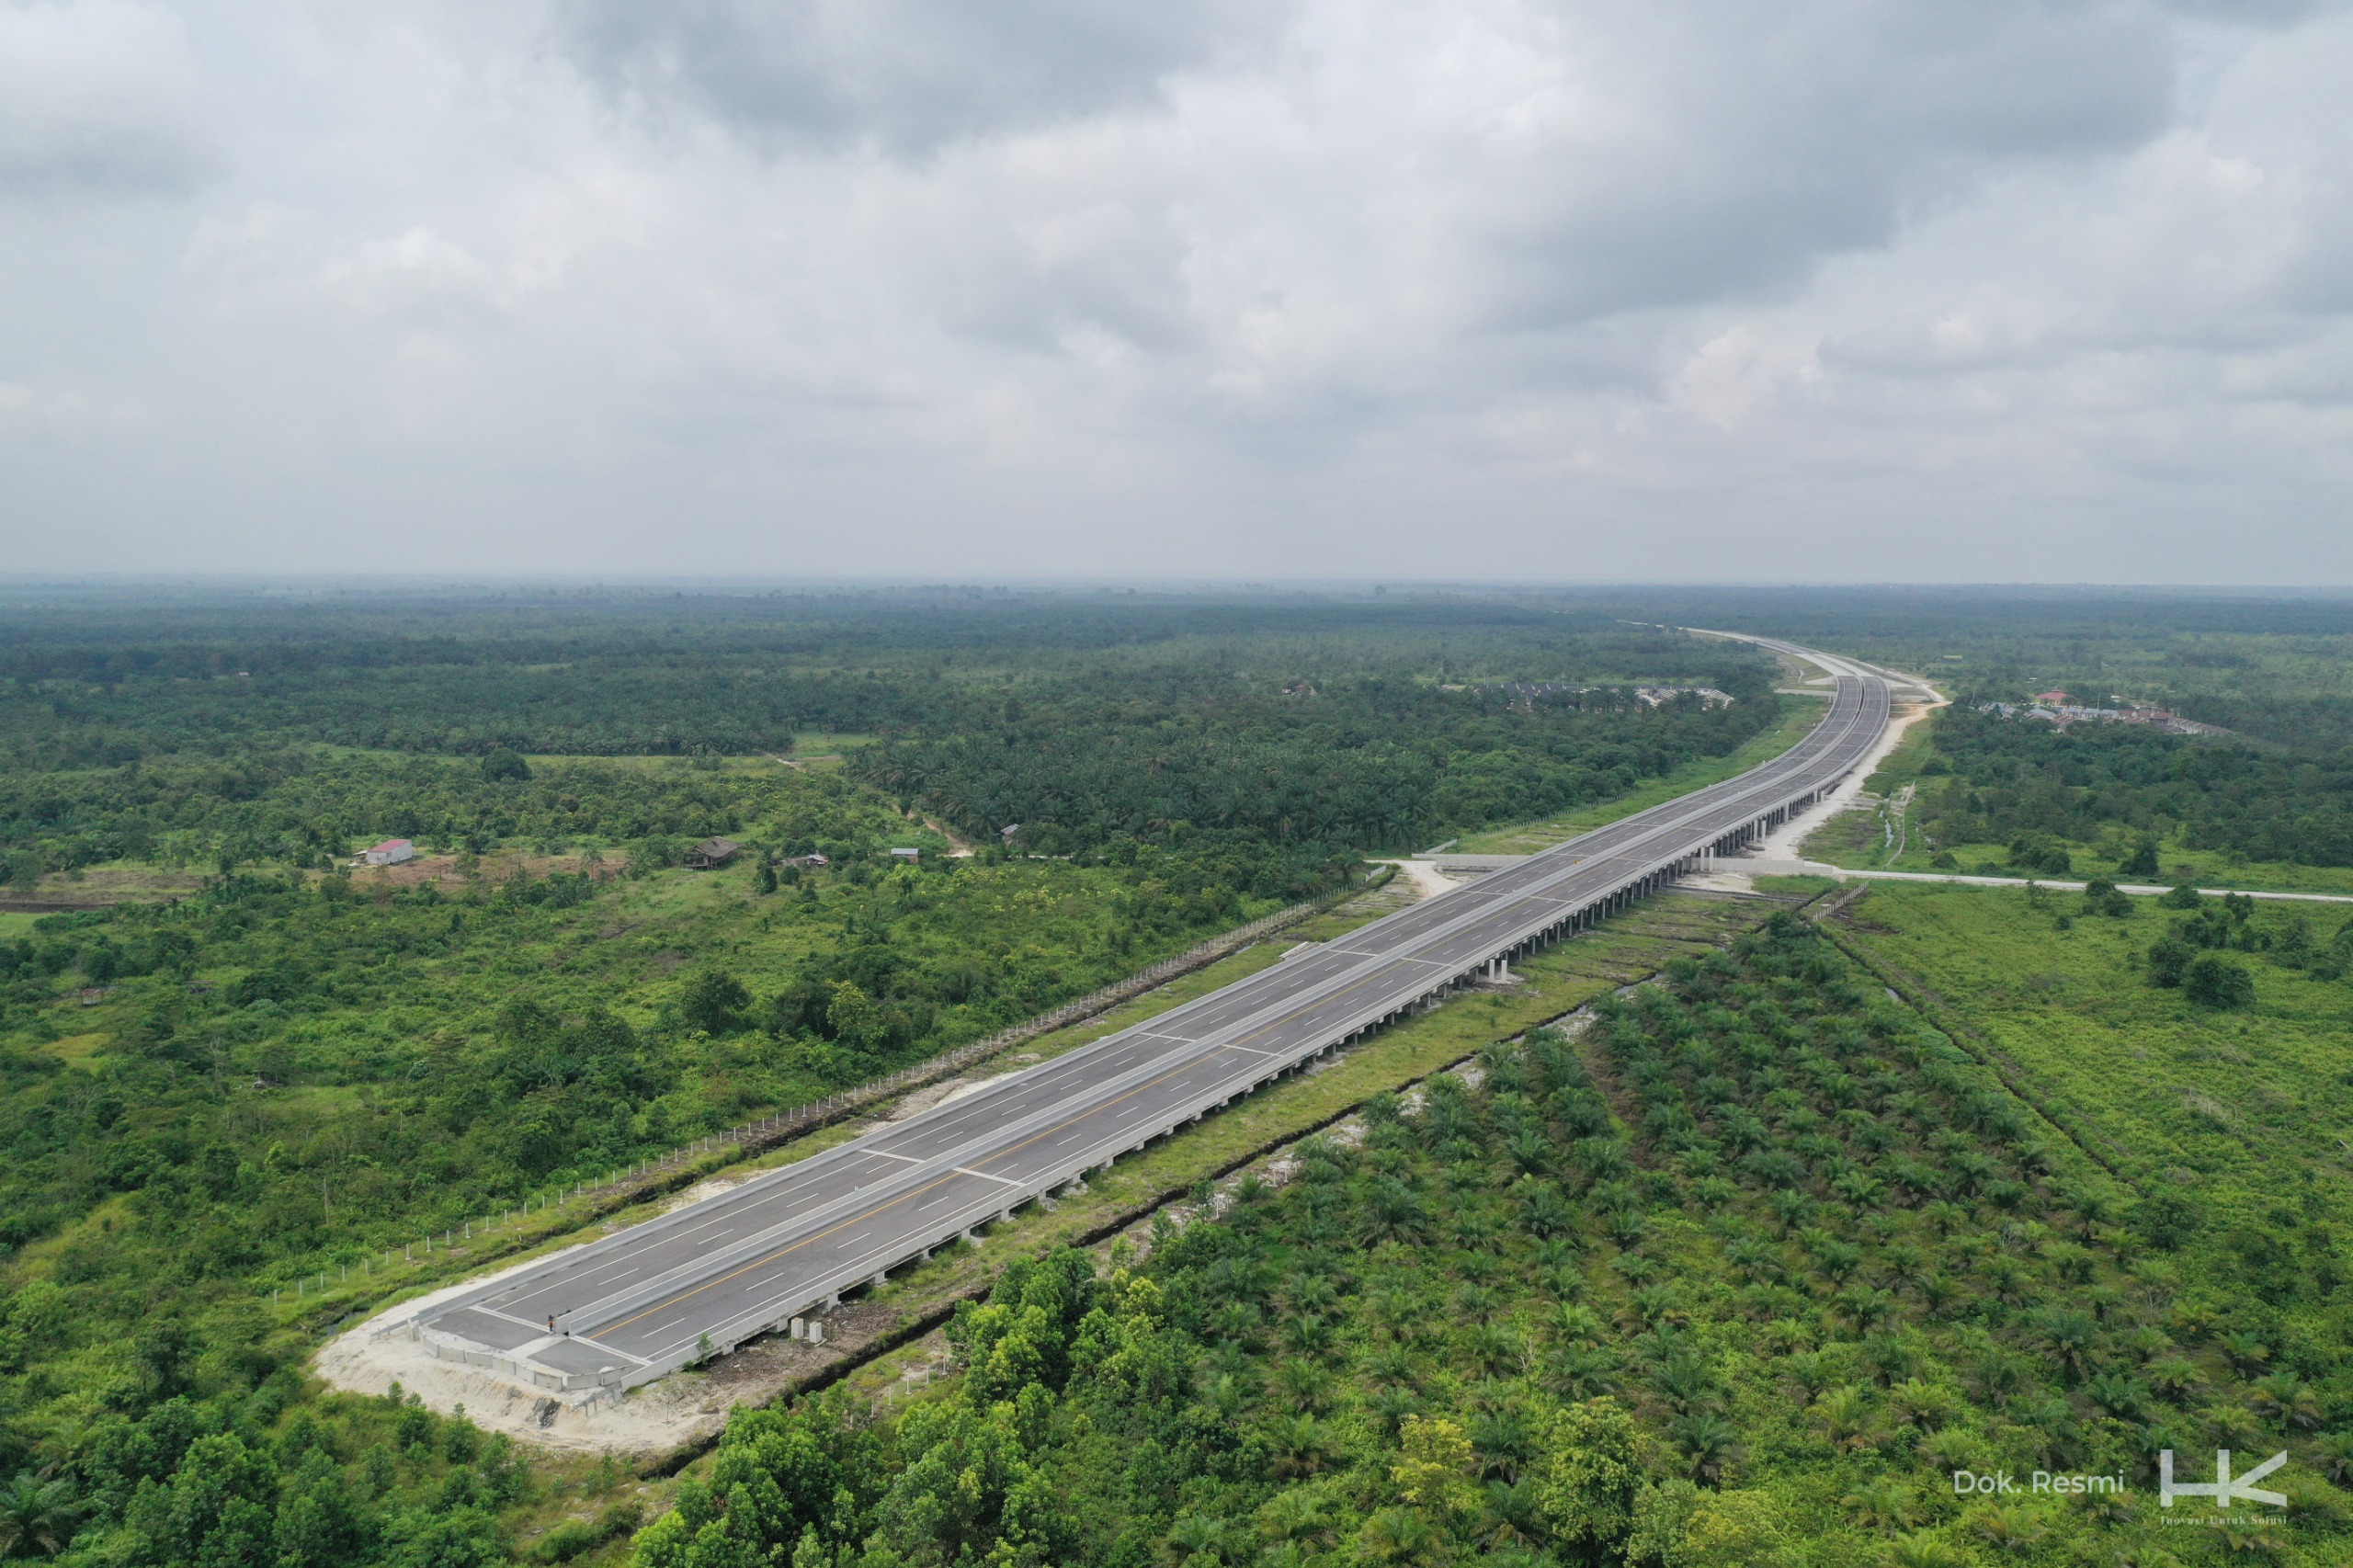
(3, 0), (2350, 582)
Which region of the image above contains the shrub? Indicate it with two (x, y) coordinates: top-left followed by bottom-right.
(678, 968), (751, 1035)
(2182, 955), (2255, 1009)
(2145, 937), (2193, 989)
(2081, 880), (2131, 918)
(2007, 835), (2071, 876)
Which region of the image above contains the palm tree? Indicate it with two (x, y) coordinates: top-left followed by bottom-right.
(1358, 1343), (1417, 1387)
(1466, 1408), (1534, 1482)
(1263, 1415), (1335, 1479)
(1282, 1315), (1336, 1358)
(1478, 1478), (1543, 1551)
(1642, 1347), (1708, 1409)
(2143, 1355), (2209, 1403)
(1672, 1415), (1743, 1486)
(1882, 1532), (1967, 1568)
(1191, 1372), (1247, 1426)
(1545, 1344), (1620, 1401)
(2250, 1372), (2325, 1431)
(1255, 1490), (1339, 1554)
(2027, 1308), (2098, 1383)
(1813, 1385), (1884, 1454)
(2222, 1332), (2272, 1376)
(1369, 1386), (1422, 1441)
(2086, 1371), (2153, 1422)
(1467, 1323), (1521, 1379)
(1274, 1360), (1336, 1415)
(1836, 1286), (1899, 1335)
(1360, 1181), (1431, 1245)
(1162, 1513), (1237, 1567)
(1356, 1506), (1446, 1566)
(1841, 1477), (1923, 1534)
(1967, 1502), (2049, 1554)
(1885, 1379), (1957, 1432)
(0, 1473), (77, 1560)
(1554, 1302), (1608, 1345)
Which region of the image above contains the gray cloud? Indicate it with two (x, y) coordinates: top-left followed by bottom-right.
(2, 0), (2351, 583)
(555, 0), (1271, 153)
(0, 0), (220, 200)
(1456, 2), (2179, 327)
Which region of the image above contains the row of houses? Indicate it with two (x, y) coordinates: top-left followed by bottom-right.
(1997, 691), (2229, 737)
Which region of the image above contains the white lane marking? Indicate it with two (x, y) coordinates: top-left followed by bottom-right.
(955, 1166), (1025, 1187)
(865, 1149), (926, 1164)
(449, 685), (1889, 1351)
(475, 1305), (556, 1332)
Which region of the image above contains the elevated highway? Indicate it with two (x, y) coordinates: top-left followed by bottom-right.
(389, 639), (1896, 1395)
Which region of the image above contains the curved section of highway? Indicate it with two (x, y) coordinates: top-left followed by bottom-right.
(392, 641), (1893, 1395)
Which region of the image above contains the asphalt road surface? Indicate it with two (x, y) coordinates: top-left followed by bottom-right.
(396, 646), (1895, 1393)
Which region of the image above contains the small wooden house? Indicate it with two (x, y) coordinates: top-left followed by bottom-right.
(687, 837), (740, 869)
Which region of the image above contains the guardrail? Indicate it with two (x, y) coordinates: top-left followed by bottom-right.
(570, 684), (1891, 1391)
(301, 870), (1387, 1313)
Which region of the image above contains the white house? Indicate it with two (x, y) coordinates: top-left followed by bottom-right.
(362, 838), (415, 866)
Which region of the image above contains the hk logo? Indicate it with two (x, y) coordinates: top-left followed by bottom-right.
(2160, 1449), (2288, 1509)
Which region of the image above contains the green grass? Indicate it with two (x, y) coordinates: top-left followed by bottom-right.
(786, 731), (880, 760)
(1454, 698), (1824, 854)
(1805, 821), (2353, 896)
(1824, 879), (2353, 1230)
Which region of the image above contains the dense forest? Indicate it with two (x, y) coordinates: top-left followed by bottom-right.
(854, 677), (1772, 856)
(632, 916), (2353, 1568)
(0, 590), (1764, 772)
(0, 589), (1800, 1568)
(1910, 704), (2353, 870)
